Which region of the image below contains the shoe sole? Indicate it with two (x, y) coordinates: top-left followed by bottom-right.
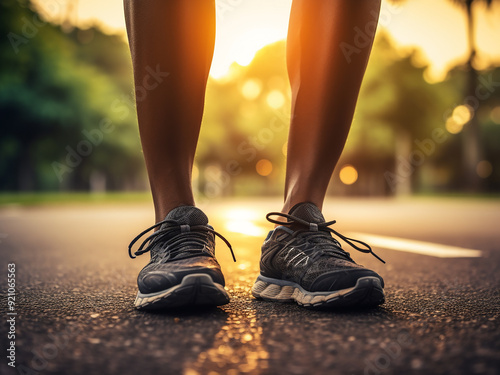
(251, 275), (384, 309)
(135, 273), (230, 310)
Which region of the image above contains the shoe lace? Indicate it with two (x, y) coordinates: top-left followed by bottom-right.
(128, 219), (236, 262)
(266, 212), (385, 264)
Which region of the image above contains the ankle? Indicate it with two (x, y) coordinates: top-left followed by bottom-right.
(154, 200), (196, 223)
(281, 198), (323, 215)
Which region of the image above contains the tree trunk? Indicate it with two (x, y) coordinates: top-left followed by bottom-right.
(461, 1), (484, 191)
(17, 144), (34, 191)
(395, 130), (413, 196)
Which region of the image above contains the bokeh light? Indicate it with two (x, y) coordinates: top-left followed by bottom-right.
(241, 79), (262, 100)
(445, 117), (463, 134)
(266, 90), (285, 109)
(490, 106), (500, 125)
(256, 159), (273, 176)
(452, 105), (473, 126)
(476, 160), (493, 178)
(339, 165), (358, 185)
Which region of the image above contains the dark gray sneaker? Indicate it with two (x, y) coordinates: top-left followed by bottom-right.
(252, 202), (385, 309)
(128, 206), (235, 310)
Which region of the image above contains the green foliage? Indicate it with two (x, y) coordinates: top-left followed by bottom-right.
(0, 0), (143, 191)
(1, 1), (498, 195)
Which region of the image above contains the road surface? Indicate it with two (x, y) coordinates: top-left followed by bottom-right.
(0, 197), (499, 375)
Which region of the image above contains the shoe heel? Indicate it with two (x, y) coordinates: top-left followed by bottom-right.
(251, 278), (296, 303)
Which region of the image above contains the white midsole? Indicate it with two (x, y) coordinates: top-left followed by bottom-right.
(251, 275), (381, 306)
(135, 273), (227, 307)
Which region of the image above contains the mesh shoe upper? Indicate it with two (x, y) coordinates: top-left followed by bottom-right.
(259, 202), (385, 292)
(128, 206), (234, 294)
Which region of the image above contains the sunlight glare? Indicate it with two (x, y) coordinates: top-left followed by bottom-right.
(224, 208), (266, 237)
(211, 26), (285, 78)
(233, 28), (283, 67)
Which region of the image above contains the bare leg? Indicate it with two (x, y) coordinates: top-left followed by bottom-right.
(124, 0), (215, 222)
(283, 0), (381, 213)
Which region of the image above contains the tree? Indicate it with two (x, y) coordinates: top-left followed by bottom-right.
(344, 33), (451, 195)
(0, 1), (144, 191)
(451, 0), (495, 191)
(392, 0), (498, 191)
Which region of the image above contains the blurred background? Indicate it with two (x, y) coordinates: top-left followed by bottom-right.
(1, 0), (500, 202)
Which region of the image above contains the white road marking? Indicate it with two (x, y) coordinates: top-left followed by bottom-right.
(348, 232), (483, 258)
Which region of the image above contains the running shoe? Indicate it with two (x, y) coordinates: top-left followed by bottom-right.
(252, 202), (385, 308)
(128, 206), (235, 310)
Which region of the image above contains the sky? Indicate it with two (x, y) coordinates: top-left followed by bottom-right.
(33, 0), (500, 81)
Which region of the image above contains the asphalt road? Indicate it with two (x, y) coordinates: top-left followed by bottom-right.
(0, 197), (499, 375)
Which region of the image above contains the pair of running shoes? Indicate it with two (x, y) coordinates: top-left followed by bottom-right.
(128, 202), (385, 310)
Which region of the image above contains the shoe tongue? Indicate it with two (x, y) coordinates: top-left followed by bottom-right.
(288, 202), (325, 224)
(163, 206), (208, 227)
(288, 203), (336, 246)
